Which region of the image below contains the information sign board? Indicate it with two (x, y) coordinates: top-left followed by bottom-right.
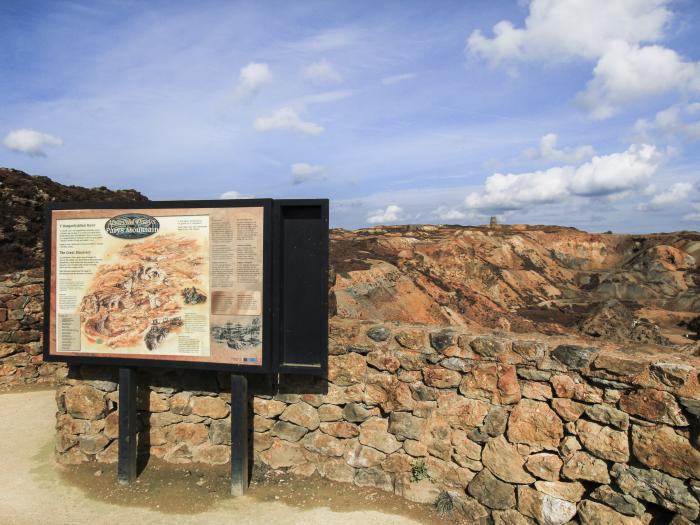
(44, 200), (275, 372)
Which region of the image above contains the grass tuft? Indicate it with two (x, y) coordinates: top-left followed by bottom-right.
(435, 491), (454, 515)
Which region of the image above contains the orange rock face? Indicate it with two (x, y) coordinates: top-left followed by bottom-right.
(330, 225), (700, 343)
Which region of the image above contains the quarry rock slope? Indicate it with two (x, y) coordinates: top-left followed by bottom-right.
(330, 224), (700, 345)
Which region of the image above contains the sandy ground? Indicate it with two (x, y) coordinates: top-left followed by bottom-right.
(0, 389), (442, 525)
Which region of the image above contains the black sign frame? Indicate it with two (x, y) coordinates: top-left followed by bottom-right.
(43, 199), (287, 374)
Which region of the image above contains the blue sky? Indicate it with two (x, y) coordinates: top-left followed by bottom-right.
(1, 0), (699, 232)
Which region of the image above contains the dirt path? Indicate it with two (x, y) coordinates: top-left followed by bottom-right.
(0, 389), (436, 525)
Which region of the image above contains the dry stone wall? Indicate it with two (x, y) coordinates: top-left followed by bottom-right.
(0, 269), (65, 388)
(54, 318), (700, 524)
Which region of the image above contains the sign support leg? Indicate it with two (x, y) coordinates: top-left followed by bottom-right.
(230, 374), (248, 496)
(117, 367), (137, 485)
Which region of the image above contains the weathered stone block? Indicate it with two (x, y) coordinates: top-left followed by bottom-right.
(328, 352), (367, 386)
(551, 398), (585, 422)
(165, 422), (208, 446)
(492, 509), (533, 525)
(343, 402), (373, 423)
(577, 500), (643, 525)
(319, 421), (360, 438)
(584, 403), (629, 430)
(209, 419), (231, 445)
(522, 381), (553, 401)
(593, 353), (647, 377)
(388, 411), (426, 440)
(467, 468), (516, 510)
(366, 326), (391, 342)
(301, 430), (345, 457)
(550, 374), (576, 398)
(552, 345), (598, 370)
(436, 392), (489, 430)
(589, 485), (646, 517)
(359, 417), (402, 454)
(319, 458), (355, 483)
(422, 367), (461, 388)
(482, 435), (534, 484)
(429, 329), (455, 353)
(394, 329), (426, 350)
(260, 440), (306, 469)
(318, 404), (343, 422)
(470, 337), (508, 359)
(576, 419), (629, 463)
(270, 420), (308, 442)
(78, 434), (110, 455)
(650, 362), (694, 388)
(631, 424), (700, 479)
(525, 453), (562, 481)
(345, 443), (385, 468)
(507, 399), (563, 451)
(366, 351), (400, 373)
(280, 402), (320, 430)
(517, 486), (577, 525)
(561, 451), (610, 484)
(394, 473), (441, 504)
(535, 480), (585, 503)
(619, 388), (688, 426)
(64, 385), (107, 420)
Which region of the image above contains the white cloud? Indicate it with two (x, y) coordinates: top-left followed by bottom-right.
(220, 190), (252, 199)
(367, 204), (403, 224)
(467, 0), (700, 118)
(301, 90), (353, 105)
(638, 182), (693, 210)
(635, 102), (700, 140)
(571, 144), (659, 196)
(577, 42), (700, 119)
(525, 133), (595, 164)
(303, 59), (341, 84)
(234, 62), (272, 99)
(465, 144), (660, 211)
(3, 129), (63, 156)
(290, 28), (356, 52)
(254, 107), (323, 135)
(683, 203), (700, 221)
(381, 73), (417, 86)
(291, 163), (327, 185)
(433, 206), (467, 221)
(467, 0), (671, 64)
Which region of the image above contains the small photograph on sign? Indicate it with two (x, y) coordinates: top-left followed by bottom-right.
(211, 316), (262, 351)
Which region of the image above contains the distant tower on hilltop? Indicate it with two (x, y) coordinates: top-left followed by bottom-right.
(489, 216), (498, 228)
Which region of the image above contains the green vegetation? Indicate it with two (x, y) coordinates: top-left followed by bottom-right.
(410, 459), (429, 482)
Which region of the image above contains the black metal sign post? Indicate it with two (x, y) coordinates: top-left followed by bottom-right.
(230, 374), (248, 496)
(117, 367), (138, 485)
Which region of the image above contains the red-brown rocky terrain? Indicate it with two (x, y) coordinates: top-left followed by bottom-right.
(330, 224), (700, 346)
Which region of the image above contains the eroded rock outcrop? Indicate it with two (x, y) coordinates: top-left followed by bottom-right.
(330, 225), (699, 344)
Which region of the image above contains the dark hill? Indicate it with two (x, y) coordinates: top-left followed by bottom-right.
(0, 168), (148, 272)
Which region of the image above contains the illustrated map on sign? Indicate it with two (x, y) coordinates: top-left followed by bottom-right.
(80, 234), (208, 351)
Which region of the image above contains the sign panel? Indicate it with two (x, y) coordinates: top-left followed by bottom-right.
(46, 203), (269, 369)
